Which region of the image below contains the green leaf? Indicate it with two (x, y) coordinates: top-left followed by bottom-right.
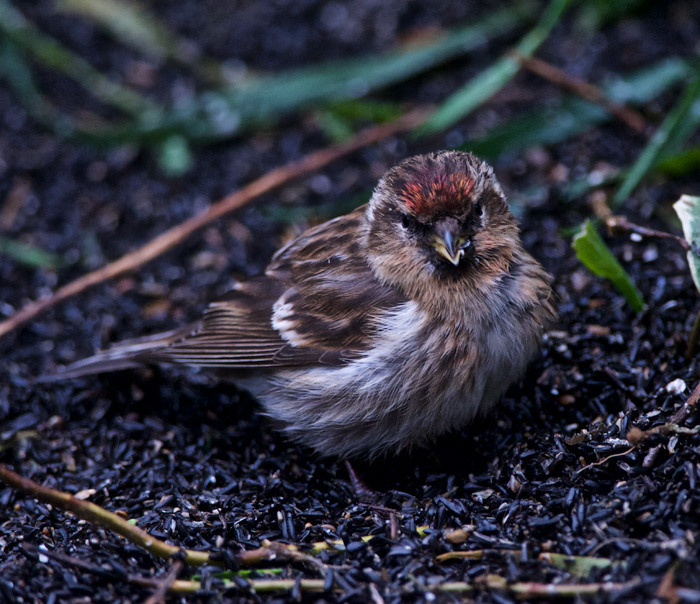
(421, 0), (571, 134)
(612, 65), (700, 208)
(0, 236), (62, 269)
(673, 194), (700, 294)
(572, 220), (645, 312)
(155, 135), (193, 176)
(656, 146), (700, 177)
(540, 552), (614, 577)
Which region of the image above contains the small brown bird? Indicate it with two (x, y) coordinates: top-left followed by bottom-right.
(53, 151), (556, 457)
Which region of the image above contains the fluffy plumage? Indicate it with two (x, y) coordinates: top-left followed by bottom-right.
(51, 151), (556, 457)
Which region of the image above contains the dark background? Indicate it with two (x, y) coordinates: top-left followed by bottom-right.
(1, 1), (699, 602)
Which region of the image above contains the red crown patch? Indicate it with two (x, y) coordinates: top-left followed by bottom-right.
(399, 171), (475, 217)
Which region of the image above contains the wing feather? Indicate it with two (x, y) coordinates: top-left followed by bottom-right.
(51, 205), (405, 378)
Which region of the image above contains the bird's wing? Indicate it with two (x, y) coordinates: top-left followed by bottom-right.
(49, 206), (405, 378)
(264, 205), (406, 351)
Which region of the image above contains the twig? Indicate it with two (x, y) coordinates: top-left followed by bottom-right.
(670, 379), (700, 424)
(26, 535), (638, 599)
(22, 542), (124, 578)
(2, 464), (647, 600)
(26, 542), (311, 595)
(574, 447), (636, 476)
(143, 560), (184, 604)
(133, 576), (330, 594)
(435, 549), (520, 563)
(0, 463), (210, 564)
(470, 575), (639, 598)
(0, 176), (31, 230)
(0, 108), (428, 342)
(656, 562), (681, 604)
(513, 52), (649, 133)
(627, 380), (700, 444)
(263, 539), (328, 575)
(9, 465), (387, 571)
(36, 543), (638, 599)
(603, 213), (700, 357)
(0, 463), (313, 568)
(605, 215), (689, 250)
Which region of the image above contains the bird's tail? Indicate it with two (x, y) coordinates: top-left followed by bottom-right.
(38, 326), (196, 382)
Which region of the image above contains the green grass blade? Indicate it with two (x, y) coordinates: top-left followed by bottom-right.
(0, 36), (78, 136)
(572, 220), (645, 312)
(673, 195), (700, 293)
(57, 0), (176, 61)
(0, 37), (48, 117)
(66, 3), (529, 145)
(421, 0), (571, 135)
(612, 66), (700, 208)
(232, 3), (528, 117)
(0, 0), (155, 116)
(55, 0), (226, 83)
(541, 553), (614, 577)
(0, 236), (62, 269)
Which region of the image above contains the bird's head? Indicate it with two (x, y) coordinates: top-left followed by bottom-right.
(366, 151), (520, 297)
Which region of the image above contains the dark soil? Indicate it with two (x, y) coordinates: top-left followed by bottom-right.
(1, 1), (700, 602)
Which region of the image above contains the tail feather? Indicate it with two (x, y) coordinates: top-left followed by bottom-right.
(38, 326), (196, 382)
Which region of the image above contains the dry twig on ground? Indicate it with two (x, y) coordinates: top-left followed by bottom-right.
(0, 109), (428, 342)
(514, 52), (649, 133)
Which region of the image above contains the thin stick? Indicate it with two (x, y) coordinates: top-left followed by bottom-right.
(33, 543), (638, 598)
(0, 463), (297, 567)
(95, 574), (646, 597)
(670, 379), (700, 424)
(22, 542), (123, 578)
(436, 549), (520, 562)
(627, 380), (700, 443)
(575, 447), (636, 476)
(0, 108), (428, 342)
(28, 535), (638, 599)
(138, 576), (330, 595)
(605, 215), (689, 250)
(143, 560), (184, 604)
(513, 52), (649, 134)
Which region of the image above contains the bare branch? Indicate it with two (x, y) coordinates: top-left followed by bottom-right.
(0, 108), (428, 342)
(605, 215), (689, 250)
(514, 52), (649, 134)
(142, 560), (184, 604)
(0, 463), (312, 568)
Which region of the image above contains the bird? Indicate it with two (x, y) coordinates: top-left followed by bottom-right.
(49, 151), (556, 458)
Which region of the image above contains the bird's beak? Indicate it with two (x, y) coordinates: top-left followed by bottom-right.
(433, 227), (469, 266)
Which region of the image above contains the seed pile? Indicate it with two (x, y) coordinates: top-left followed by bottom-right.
(1, 2), (700, 602)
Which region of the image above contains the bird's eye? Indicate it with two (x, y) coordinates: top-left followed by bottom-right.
(400, 212), (429, 235)
(473, 200), (483, 216)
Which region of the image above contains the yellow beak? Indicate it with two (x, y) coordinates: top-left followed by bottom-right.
(433, 230), (467, 266)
